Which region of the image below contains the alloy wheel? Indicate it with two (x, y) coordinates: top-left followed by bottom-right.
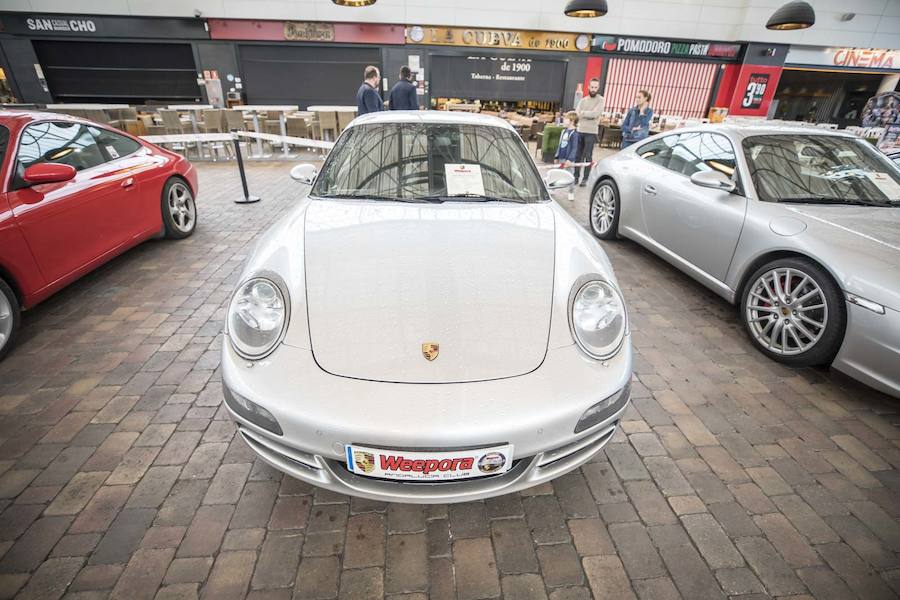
(591, 185), (616, 234)
(168, 182), (195, 234)
(745, 267), (828, 355)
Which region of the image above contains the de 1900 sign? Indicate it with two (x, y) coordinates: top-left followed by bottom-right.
(431, 55), (567, 102)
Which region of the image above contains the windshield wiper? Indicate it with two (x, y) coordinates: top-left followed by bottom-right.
(316, 194), (427, 203)
(778, 197), (895, 207)
(414, 194), (526, 204)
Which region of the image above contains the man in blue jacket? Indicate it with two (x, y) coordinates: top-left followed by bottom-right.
(389, 66), (418, 110)
(356, 66), (383, 115)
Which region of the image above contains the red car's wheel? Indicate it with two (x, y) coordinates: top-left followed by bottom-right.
(162, 178), (197, 239)
(0, 279), (20, 361)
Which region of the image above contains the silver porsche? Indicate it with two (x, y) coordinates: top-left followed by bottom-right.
(588, 125), (900, 398)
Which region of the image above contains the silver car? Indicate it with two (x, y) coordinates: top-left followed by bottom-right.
(588, 125), (900, 398)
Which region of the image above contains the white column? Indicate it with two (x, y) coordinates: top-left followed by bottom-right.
(877, 74), (899, 94)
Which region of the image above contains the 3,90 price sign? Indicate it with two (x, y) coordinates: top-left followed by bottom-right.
(741, 73), (770, 110)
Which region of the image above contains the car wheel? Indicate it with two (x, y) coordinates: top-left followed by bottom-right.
(589, 180), (620, 240)
(162, 178), (197, 239)
(740, 257), (845, 367)
(0, 279), (20, 362)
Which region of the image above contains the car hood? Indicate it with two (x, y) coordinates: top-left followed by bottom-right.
(786, 205), (900, 309)
(786, 205), (900, 249)
(303, 200), (556, 383)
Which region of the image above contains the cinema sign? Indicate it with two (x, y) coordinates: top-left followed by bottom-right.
(786, 46), (898, 71)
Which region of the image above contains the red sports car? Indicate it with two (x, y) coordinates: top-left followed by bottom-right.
(0, 110), (198, 359)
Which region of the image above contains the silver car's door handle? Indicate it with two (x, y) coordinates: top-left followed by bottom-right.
(643, 184), (657, 195)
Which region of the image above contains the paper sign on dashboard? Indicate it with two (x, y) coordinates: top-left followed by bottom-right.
(445, 163), (485, 196)
(866, 172), (900, 199)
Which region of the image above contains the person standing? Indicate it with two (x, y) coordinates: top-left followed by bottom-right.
(388, 66), (418, 110)
(356, 66), (383, 115)
(555, 111), (581, 173)
(574, 78), (604, 186)
(621, 90), (653, 149)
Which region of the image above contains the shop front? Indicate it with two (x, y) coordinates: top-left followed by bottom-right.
(0, 12), (209, 104)
(207, 19), (404, 108)
(404, 26), (590, 116)
(774, 46), (899, 127)
(587, 35), (744, 120)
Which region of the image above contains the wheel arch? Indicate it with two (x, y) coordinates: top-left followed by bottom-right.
(735, 250), (845, 307)
(0, 264), (23, 306)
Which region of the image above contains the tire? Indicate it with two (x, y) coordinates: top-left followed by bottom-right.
(740, 257), (845, 367)
(162, 177), (197, 239)
(589, 179), (620, 240)
(0, 279), (20, 362)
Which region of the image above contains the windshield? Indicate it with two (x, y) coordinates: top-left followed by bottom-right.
(312, 122), (549, 203)
(742, 134), (900, 206)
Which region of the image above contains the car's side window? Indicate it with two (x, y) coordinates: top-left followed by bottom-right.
(636, 136), (676, 169)
(668, 132), (738, 180)
(90, 128), (142, 161)
(13, 121), (109, 189)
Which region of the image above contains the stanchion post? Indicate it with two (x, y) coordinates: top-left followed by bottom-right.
(232, 131), (260, 204)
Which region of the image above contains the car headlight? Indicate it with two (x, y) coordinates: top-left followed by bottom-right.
(569, 278), (627, 359)
(228, 277), (288, 359)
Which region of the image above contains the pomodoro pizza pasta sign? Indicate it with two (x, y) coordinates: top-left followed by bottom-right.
(592, 35), (742, 61)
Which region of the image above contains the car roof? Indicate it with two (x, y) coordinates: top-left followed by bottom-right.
(666, 122), (859, 141)
(347, 110), (516, 132)
(0, 109), (85, 126)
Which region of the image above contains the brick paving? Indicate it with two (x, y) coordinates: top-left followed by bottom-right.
(1, 157), (899, 599)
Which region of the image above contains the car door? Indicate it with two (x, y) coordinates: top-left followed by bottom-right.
(88, 126), (162, 239)
(5, 120), (134, 284)
(639, 132), (747, 282)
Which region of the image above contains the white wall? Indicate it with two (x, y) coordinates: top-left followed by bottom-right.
(3, 0), (899, 50)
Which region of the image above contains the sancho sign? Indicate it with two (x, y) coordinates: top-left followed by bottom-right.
(406, 26), (589, 53)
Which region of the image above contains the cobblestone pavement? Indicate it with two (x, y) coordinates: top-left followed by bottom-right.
(1, 159), (899, 600)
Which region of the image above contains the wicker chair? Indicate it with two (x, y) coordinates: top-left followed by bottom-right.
(316, 111), (338, 141)
(336, 110), (356, 135)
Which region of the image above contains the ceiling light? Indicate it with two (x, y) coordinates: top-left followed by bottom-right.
(564, 0), (608, 18)
(766, 1), (815, 30)
(332, 0), (376, 6)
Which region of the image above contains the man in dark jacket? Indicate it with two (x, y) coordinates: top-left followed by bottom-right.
(356, 66), (383, 115)
(389, 66), (418, 110)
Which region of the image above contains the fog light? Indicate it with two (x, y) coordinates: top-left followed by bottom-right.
(574, 380), (631, 433)
(223, 386), (283, 436)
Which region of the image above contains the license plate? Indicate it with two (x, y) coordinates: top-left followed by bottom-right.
(345, 443), (514, 481)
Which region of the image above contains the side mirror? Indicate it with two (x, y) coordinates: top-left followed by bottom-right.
(690, 170), (736, 193)
(544, 168), (576, 190)
(23, 163), (76, 185)
(290, 163), (318, 186)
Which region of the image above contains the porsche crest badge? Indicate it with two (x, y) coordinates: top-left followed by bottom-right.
(353, 451), (376, 474)
(422, 342), (439, 361)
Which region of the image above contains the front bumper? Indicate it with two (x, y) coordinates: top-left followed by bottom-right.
(221, 339), (632, 503)
(833, 301), (900, 399)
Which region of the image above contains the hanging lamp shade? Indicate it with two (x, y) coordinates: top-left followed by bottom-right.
(332, 0), (376, 6)
(564, 0), (608, 18)
(766, 1), (815, 30)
